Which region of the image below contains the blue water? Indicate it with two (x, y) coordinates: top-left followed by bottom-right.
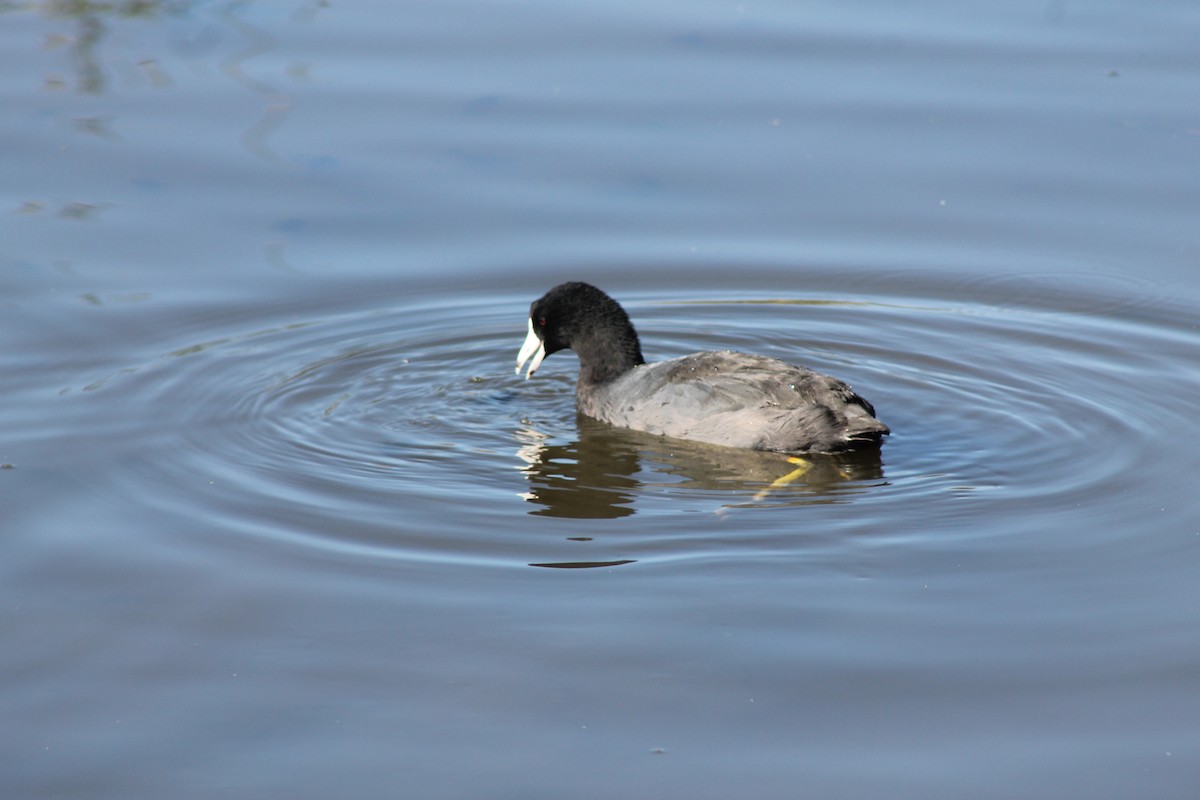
(3, 2), (1199, 798)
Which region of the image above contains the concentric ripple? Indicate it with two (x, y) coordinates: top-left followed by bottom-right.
(74, 276), (1200, 567)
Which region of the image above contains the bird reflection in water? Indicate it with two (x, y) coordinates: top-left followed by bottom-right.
(514, 415), (886, 521)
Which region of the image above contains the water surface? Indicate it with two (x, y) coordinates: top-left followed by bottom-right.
(3, 2), (1199, 798)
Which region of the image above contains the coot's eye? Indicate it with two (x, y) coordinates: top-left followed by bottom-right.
(537, 316), (547, 328)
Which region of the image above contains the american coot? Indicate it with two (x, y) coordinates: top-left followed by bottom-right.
(516, 282), (889, 454)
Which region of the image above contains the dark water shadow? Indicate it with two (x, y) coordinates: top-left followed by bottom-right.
(514, 417), (643, 519)
(515, 415), (886, 520)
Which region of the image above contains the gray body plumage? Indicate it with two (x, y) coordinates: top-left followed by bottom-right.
(578, 350), (887, 453)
